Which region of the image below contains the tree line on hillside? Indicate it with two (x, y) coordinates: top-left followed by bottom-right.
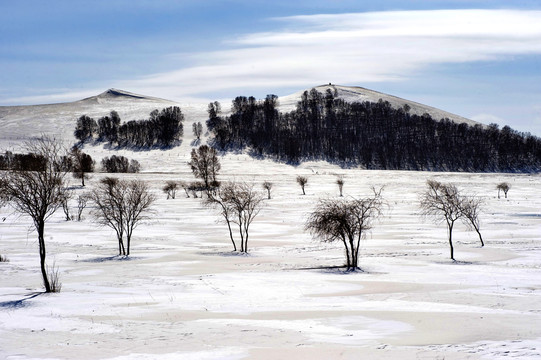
(74, 106), (184, 148)
(207, 89), (541, 172)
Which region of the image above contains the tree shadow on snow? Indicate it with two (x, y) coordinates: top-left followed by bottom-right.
(292, 265), (379, 275)
(81, 255), (140, 263)
(0, 292), (42, 309)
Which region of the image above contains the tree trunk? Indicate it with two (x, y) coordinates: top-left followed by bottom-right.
(38, 220), (51, 292)
(301, 185), (305, 195)
(341, 237), (350, 269)
(81, 173), (85, 187)
(448, 221), (455, 261)
(474, 226), (484, 247)
(224, 219), (236, 251)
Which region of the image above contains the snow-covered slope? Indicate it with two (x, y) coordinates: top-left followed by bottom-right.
(0, 89), (182, 149)
(278, 84), (480, 127)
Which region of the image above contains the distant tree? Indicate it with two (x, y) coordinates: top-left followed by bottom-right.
(76, 193), (90, 221)
(459, 196), (485, 247)
(162, 181), (178, 199)
(262, 181), (273, 199)
(0, 136), (68, 292)
(179, 181), (190, 198)
(188, 145), (221, 192)
(71, 146), (95, 186)
(74, 115), (98, 142)
(336, 176), (344, 197)
(192, 122), (203, 140)
(101, 155), (140, 173)
(206, 182), (265, 253)
(91, 178), (155, 256)
(496, 182), (510, 199)
(60, 189), (73, 221)
(296, 176), (308, 195)
(420, 180), (463, 261)
(305, 188), (384, 270)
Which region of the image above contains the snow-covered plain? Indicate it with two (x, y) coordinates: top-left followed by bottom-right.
(0, 88), (540, 359)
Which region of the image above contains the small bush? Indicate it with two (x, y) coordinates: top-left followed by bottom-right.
(0, 254), (9, 262)
(47, 262), (62, 293)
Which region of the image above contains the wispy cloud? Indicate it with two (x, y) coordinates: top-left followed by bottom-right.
(6, 9), (541, 105)
(122, 9), (541, 99)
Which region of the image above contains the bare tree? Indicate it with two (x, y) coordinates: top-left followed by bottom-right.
(0, 136), (69, 292)
(70, 146), (95, 186)
(296, 176), (308, 195)
(91, 177), (126, 255)
(262, 181), (273, 199)
(206, 182), (265, 253)
(192, 122), (203, 140)
(420, 180), (463, 261)
(162, 181), (178, 199)
(305, 188), (384, 271)
(205, 183), (237, 251)
(497, 182), (510, 199)
(336, 176), (344, 197)
(91, 178), (155, 256)
(459, 196), (485, 247)
(123, 180), (156, 255)
(60, 189), (73, 221)
(189, 145), (221, 192)
(76, 193), (90, 221)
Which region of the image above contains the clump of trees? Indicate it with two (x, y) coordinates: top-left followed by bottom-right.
(205, 182), (265, 253)
(91, 177), (155, 256)
(420, 180), (485, 261)
(207, 89), (541, 172)
(162, 181), (178, 199)
(0, 151), (46, 171)
(192, 122), (203, 140)
(497, 182), (511, 199)
(0, 136), (68, 292)
(101, 155), (140, 173)
(305, 188), (385, 271)
(74, 107), (184, 148)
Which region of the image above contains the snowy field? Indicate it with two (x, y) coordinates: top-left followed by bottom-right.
(1, 90), (540, 359)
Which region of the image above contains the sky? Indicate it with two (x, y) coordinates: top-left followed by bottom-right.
(1, 0), (541, 135)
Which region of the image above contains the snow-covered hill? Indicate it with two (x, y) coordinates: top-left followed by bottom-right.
(0, 85), (479, 150)
(278, 84), (480, 127)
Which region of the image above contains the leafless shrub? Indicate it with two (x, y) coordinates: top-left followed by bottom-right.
(0, 254), (9, 262)
(305, 188), (385, 271)
(47, 262), (62, 293)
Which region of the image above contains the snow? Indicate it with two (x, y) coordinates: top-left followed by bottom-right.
(0, 89), (540, 359)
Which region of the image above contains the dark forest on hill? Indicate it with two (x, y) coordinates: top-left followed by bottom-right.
(207, 89), (541, 172)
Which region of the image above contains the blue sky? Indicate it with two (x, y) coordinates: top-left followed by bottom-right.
(1, 0), (541, 135)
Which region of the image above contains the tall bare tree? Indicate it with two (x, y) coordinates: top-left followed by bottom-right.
(0, 136), (69, 292)
(305, 188), (384, 270)
(206, 182), (265, 253)
(296, 175), (308, 195)
(189, 145), (221, 192)
(192, 122), (203, 140)
(420, 180), (463, 260)
(91, 178), (155, 256)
